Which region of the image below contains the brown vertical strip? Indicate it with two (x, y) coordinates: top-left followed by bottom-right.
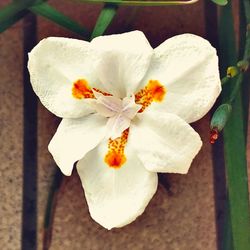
(204, 2), (228, 250)
(22, 13), (38, 250)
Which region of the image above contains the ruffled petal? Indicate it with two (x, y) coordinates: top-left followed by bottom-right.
(140, 34), (221, 123)
(129, 110), (202, 174)
(91, 31), (153, 98)
(28, 37), (103, 118)
(76, 140), (158, 229)
(48, 114), (107, 176)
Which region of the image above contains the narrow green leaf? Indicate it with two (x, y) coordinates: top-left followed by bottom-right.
(0, 1), (32, 32)
(210, 0), (228, 6)
(43, 167), (64, 250)
(223, 78), (250, 250)
(222, 201), (233, 250)
(72, 0), (199, 6)
(241, 0), (250, 138)
(219, 1), (250, 250)
(29, 2), (90, 38)
(90, 4), (118, 39)
(0, 9), (28, 33)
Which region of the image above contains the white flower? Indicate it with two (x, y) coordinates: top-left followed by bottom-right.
(28, 31), (221, 230)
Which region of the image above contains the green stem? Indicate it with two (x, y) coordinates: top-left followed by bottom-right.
(72, 0), (199, 6)
(241, 0), (250, 138)
(29, 2), (90, 38)
(242, 0), (250, 58)
(222, 200), (233, 250)
(43, 168), (64, 250)
(90, 3), (118, 40)
(223, 0), (250, 106)
(221, 60), (249, 87)
(0, 9), (28, 33)
(0, 1), (33, 32)
(219, 1), (250, 249)
(228, 73), (243, 103)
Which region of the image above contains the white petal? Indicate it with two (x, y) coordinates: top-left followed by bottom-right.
(129, 110), (202, 174)
(91, 31), (153, 98)
(140, 34), (221, 123)
(48, 114), (107, 176)
(28, 37), (103, 118)
(76, 141), (158, 229)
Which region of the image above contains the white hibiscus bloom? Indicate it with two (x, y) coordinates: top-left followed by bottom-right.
(28, 31), (221, 230)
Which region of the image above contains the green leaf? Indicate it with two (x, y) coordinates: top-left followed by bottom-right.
(90, 4), (118, 39)
(219, 1), (250, 249)
(223, 79), (250, 250)
(43, 167), (64, 250)
(239, 0), (250, 138)
(29, 2), (90, 38)
(0, 1), (32, 33)
(72, 0), (200, 6)
(0, 9), (28, 33)
(210, 0), (228, 5)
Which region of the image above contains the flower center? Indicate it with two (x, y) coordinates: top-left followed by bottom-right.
(72, 78), (166, 169)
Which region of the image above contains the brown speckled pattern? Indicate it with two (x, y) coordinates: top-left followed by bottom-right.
(0, 14), (23, 249)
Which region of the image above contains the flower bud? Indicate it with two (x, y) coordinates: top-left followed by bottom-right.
(227, 66), (239, 78)
(210, 103), (232, 143)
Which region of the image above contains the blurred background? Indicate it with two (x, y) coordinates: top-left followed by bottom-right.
(0, 0), (249, 249)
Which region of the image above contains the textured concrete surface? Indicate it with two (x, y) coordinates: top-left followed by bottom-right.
(0, 3), (23, 248)
(37, 1), (216, 250)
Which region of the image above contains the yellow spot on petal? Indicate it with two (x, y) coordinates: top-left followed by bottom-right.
(72, 79), (94, 99)
(135, 80), (167, 112)
(104, 129), (129, 169)
(147, 80), (166, 102)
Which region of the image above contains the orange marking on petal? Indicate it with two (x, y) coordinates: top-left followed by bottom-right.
(147, 80), (166, 102)
(72, 79), (94, 99)
(105, 152), (126, 169)
(104, 129), (129, 169)
(92, 88), (112, 96)
(135, 80), (166, 112)
(72, 79), (112, 99)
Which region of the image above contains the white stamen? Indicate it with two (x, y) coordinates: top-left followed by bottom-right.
(90, 92), (141, 139)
